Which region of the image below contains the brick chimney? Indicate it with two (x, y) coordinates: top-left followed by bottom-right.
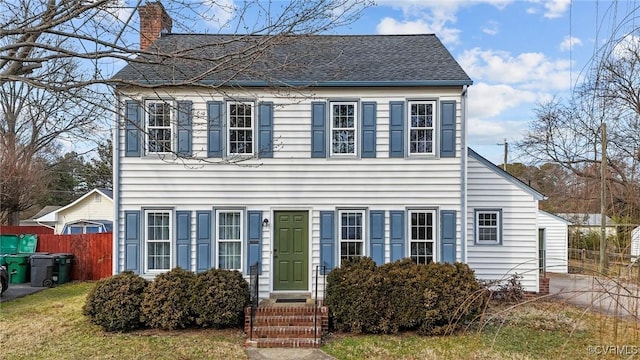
(139, 2), (172, 51)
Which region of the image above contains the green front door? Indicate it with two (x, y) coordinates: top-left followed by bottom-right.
(273, 211), (309, 291)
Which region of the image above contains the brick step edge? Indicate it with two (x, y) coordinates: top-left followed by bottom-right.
(251, 325), (322, 338)
(245, 338), (322, 348)
(245, 306), (329, 315)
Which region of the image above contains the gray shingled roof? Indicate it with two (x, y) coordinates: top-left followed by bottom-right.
(112, 34), (472, 87)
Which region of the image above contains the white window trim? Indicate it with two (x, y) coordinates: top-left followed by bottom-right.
(144, 209), (173, 273)
(407, 100), (437, 156)
(408, 209), (437, 263)
(144, 100), (175, 155)
(338, 209), (367, 263)
(215, 209), (244, 271)
(474, 209), (503, 245)
(226, 101), (255, 156)
(330, 101), (358, 157)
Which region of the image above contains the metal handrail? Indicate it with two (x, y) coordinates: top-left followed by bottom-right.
(249, 261), (259, 341)
(314, 264), (327, 345)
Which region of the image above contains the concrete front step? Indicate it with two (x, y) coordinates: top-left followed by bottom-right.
(247, 338), (322, 348)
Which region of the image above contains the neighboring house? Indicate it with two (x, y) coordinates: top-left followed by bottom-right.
(537, 210), (570, 274)
(557, 213), (617, 238)
(38, 189), (114, 234)
(111, 3), (545, 295)
(20, 206), (62, 229)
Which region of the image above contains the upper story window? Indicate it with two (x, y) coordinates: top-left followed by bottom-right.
(227, 102), (254, 155)
(408, 100), (436, 155)
(146, 101), (173, 153)
(409, 210), (436, 264)
(339, 210), (365, 263)
(331, 102), (357, 156)
(475, 209), (502, 245)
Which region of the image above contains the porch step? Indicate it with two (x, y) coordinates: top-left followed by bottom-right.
(244, 304), (329, 348)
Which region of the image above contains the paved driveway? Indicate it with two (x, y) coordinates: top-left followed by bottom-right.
(548, 273), (640, 320)
(0, 283), (47, 303)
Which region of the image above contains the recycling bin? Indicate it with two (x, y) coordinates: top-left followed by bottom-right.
(0, 234), (19, 254)
(53, 253), (73, 285)
(6, 254), (30, 284)
(30, 253), (55, 287)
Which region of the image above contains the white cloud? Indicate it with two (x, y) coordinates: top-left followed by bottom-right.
(559, 35), (582, 51)
(481, 20), (499, 35)
(612, 34), (640, 60)
(202, 0), (236, 29)
(376, 17), (461, 44)
(458, 48), (572, 91)
(542, 0), (571, 19)
(466, 83), (538, 119)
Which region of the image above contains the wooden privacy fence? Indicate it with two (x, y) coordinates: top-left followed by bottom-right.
(1, 226), (54, 235)
(36, 233), (113, 281)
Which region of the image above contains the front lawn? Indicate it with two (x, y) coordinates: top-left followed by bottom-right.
(1, 283), (638, 359)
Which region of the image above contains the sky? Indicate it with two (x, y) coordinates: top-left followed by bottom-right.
(89, 0), (640, 165)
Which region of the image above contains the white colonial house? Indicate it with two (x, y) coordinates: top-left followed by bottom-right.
(111, 3), (546, 297)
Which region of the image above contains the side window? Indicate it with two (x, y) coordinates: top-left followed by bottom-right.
(145, 210), (172, 271)
(339, 210), (365, 263)
(330, 102), (357, 156)
(408, 100), (436, 155)
(409, 210), (436, 264)
(146, 101), (173, 153)
(475, 209), (502, 245)
(227, 102), (254, 155)
(216, 210), (243, 270)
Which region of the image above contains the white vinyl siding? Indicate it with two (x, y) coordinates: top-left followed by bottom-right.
(537, 210), (569, 274)
(145, 210), (172, 272)
(116, 87), (464, 298)
(466, 155), (539, 292)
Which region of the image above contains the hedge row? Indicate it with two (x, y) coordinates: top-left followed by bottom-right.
(83, 267), (249, 332)
(325, 258), (488, 335)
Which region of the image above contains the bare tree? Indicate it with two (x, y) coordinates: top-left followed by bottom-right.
(0, 0), (369, 224)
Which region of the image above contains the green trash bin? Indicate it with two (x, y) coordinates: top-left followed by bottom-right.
(53, 253), (73, 285)
(1, 234), (19, 254)
(0, 254), (6, 267)
(6, 254), (30, 284)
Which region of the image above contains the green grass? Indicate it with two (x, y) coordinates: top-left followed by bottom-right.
(0, 283), (247, 360)
(1, 283), (639, 359)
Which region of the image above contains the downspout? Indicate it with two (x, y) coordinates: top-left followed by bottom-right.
(112, 91), (121, 275)
(460, 85), (468, 263)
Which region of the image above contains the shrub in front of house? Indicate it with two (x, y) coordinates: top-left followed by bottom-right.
(190, 268), (249, 328)
(82, 271), (149, 332)
(325, 258), (487, 335)
(141, 267), (196, 330)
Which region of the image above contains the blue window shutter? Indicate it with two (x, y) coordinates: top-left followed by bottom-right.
(311, 102), (326, 158)
(258, 102), (274, 158)
(176, 211), (191, 270)
(124, 211), (141, 273)
(361, 102), (377, 158)
(389, 210), (405, 261)
(177, 101), (193, 156)
(125, 101), (142, 157)
(389, 101), (405, 158)
(207, 101), (223, 157)
(440, 101), (456, 158)
(247, 211), (263, 274)
(319, 211), (335, 274)
(196, 211), (212, 272)
(441, 210), (457, 263)
(369, 211), (385, 265)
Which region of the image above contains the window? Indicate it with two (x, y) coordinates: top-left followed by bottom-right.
(475, 209), (502, 245)
(145, 210), (172, 271)
(62, 221), (108, 234)
(410, 210), (436, 264)
(146, 101), (173, 153)
(227, 102), (254, 155)
(408, 101), (435, 155)
(339, 210), (365, 263)
(331, 102), (357, 156)
(217, 210), (243, 270)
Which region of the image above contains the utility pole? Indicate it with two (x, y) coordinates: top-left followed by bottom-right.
(599, 124), (608, 275)
(497, 138), (508, 171)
